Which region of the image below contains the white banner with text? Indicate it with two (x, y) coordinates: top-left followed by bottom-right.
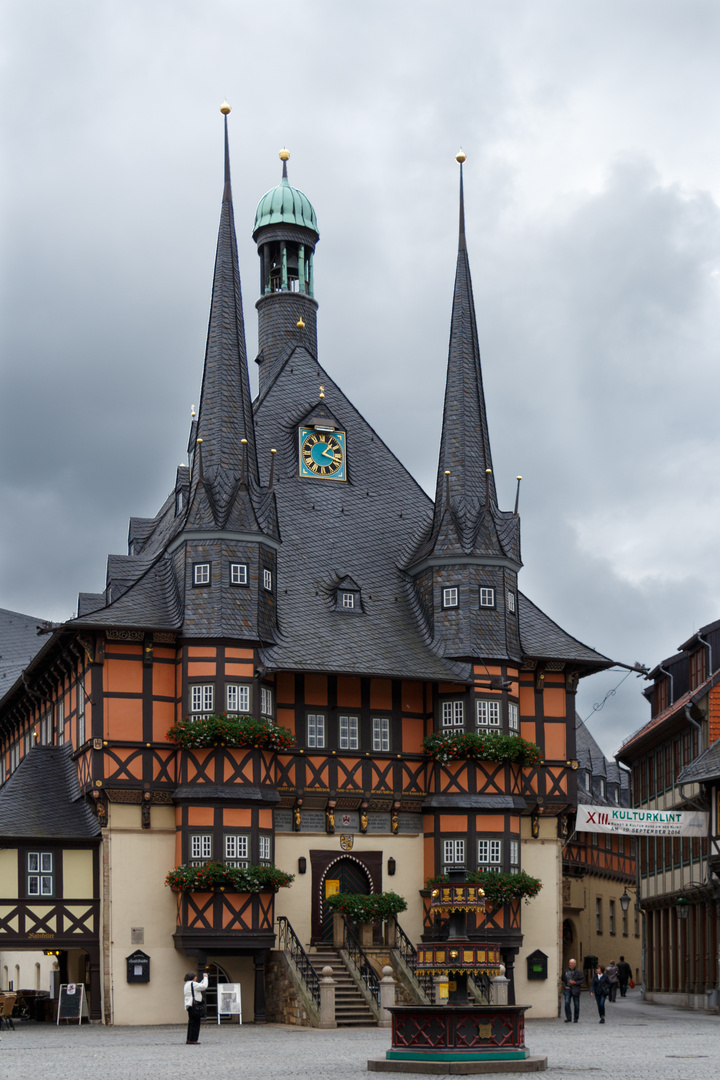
(576, 804), (707, 837)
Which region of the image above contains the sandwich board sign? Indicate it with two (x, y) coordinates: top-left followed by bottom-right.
(217, 983), (242, 1025)
(57, 983), (86, 1024)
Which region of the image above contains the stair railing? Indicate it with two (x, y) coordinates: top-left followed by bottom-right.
(276, 915), (321, 1008)
(342, 917), (381, 1007)
(394, 919), (435, 1002)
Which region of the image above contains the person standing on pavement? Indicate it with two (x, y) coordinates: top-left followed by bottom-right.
(617, 956), (632, 997)
(590, 964), (611, 1023)
(562, 958), (584, 1022)
(184, 969), (208, 1045)
(605, 960), (619, 1002)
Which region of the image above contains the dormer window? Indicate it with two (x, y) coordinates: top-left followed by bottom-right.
(442, 587), (458, 609)
(193, 562), (211, 587)
(263, 568), (273, 592)
(599, 778), (606, 798)
(479, 587), (495, 608)
(335, 577), (362, 613)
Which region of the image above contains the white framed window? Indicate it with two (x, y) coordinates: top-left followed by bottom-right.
(190, 683), (214, 719)
(479, 587), (495, 608)
(443, 839), (466, 867)
(176, 490), (184, 515)
(508, 702), (519, 732)
(190, 834), (213, 865)
(230, 563), (248, 586)
(477, 839), (502, 868)
(307, 714), (325, 748)
(476, 700), (501, 729)
(339, 715), (359, 750)
(226, 684), (250, 714)
(599, 778), (606, 797)
(507, 591), (516, 613)
(263, 568), (273, 592)
(260, 686), (273, 718)
(77, 680), (85, 745)
(57, 700), (65, 746)
(193, 562), (211, 586)
(41, 709), (53, 745)
(509, 839), (520, 873)
(341, 592), (355, 609)
(259, 835), (272, 862)
(224, 834), (248, 866)
(442, 700), (464, 727)
(373, 717), (390, 752)
(27, 852), (53, 897)
(442, 587), (458, 608)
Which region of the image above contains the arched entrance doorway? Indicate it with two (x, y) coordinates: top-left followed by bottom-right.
(308, 850), (382, 943)
(320, 857), (372, 942)
(562, 918), (576, 974)
(203, 961), (231, 1022)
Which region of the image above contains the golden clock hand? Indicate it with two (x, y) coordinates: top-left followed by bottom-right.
(321, 442), (334, 460)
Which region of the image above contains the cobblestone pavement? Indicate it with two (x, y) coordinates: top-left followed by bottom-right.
(1, 991), (718, 1080)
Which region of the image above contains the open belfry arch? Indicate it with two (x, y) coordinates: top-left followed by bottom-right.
(0, 108), (613, 1024)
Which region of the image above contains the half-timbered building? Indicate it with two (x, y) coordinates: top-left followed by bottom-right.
(617, 620), (720, 1010)
(0, 114), (614, 1024)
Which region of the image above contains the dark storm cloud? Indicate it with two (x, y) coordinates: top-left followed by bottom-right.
(2, 0), (720, 756)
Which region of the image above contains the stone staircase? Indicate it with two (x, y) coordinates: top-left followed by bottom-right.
(308, 945), (377, 1026)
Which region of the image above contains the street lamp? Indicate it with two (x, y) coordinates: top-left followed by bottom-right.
(675, 896), (690, 920)
(619, 889), (632, 914)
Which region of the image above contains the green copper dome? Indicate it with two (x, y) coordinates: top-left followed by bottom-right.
(253, 175), (319, 237)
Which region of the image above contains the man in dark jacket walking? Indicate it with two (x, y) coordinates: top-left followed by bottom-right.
(617, 956), (632, 997)
(562, 958), (584, 1022)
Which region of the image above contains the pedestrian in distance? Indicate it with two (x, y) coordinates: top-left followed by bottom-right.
(184, 969), (208, 1045)
(590, 964), (611, 1023)
(562, 958), (584, 1023)
(617, 956), (632, 997)
(605, 960), (619, 1002)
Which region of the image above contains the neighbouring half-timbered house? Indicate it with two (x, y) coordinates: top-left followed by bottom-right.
(562, 716), (641, 986)
(617, 619), (720, 1010)
(0, 112), (614, 1024)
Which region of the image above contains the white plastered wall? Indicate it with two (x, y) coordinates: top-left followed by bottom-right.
(513, 817), (562, 1018)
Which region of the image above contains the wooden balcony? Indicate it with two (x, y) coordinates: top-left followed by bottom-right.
(173, 889), (276, 954)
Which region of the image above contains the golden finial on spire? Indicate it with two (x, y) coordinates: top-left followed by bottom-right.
(296, 316), (305, 329)
(196, 438), (203, 445)
(444, 470), (451, 475)
(220, 100), (231, 115)
(191, 404), (196, 418)
(319, 385), (325, 400)
(241, 438), (248, 446)
(279, 148), (290, 161)
(485, 468), (492, 475)
(270, 448), (277, 455)
(456, 148), (466, 164)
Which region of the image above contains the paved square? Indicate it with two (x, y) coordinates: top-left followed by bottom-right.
(1, 991), (718, 1080)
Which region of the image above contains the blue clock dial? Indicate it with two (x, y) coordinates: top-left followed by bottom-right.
(299, 427), (346, 480)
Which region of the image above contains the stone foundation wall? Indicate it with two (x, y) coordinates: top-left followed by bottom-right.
(265, 951), (316, 1026)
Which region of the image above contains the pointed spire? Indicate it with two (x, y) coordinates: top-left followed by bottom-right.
(432, 149), (498, 537)
(187, 103), (261, 529)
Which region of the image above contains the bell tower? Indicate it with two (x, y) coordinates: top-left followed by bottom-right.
(253, 150), (320, 394)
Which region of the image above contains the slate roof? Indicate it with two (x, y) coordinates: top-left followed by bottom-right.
(575, 715), (630, 806)
(0, 606), (47, 691)
(677, 736), (720, 784)
(65, 130), (612, 683)
(618, 669), (720, 758)
(518, 594), (611, 667)
(0, 745), (100, 839)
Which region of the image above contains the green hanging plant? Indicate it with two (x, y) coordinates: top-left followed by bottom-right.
(422, 730), (542, 766)
(325, 891), (408, 921)
(165, 861), (294, 893)
(425, 870), (542, 905)
(167, 713), (295, 751)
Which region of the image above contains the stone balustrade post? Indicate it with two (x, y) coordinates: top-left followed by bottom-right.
(318, 965), (337, 1029)
(378, 965), (396, 1027)
(492, 963), (509, 1006)
(434, 974), (449, 1005)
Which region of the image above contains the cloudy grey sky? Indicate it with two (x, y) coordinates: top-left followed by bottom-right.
(2, 1), (720, 759)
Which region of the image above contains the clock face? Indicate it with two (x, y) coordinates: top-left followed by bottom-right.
(299, 427), (346, 480)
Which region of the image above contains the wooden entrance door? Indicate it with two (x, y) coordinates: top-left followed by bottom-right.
(320, 857), (372, 942)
